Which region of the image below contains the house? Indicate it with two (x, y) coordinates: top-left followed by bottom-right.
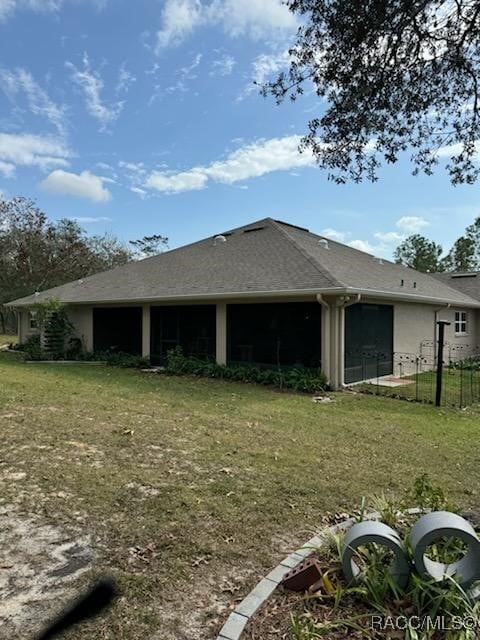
(7, 217), (480, 388)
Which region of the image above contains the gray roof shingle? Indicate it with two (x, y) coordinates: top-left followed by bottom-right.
(432, 272), (480, 302)
(7, 218), (480, 307)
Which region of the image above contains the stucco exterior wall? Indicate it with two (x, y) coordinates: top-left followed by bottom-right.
(67, 306), (93, 351)
(381, 301), (478, 360)
(392, 301), (437, 356)
(17, 310), (36, 344)
(441, 306), (479, 361)
(355, 298), (479, 379)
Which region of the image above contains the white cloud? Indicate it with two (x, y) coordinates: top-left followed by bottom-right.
(0, 132), (70, 171)
(0, 0), (107, 21)
(0, 0), (16, 22)
(240, 49), (290, 99)
(156, 0), (203, 50)
(70, 215), (112, 223)
(0, 160), (15, 177)
(41, 169), (112, 202)
(66, 54), (124, 130)
(210, 54), (236, 76)
(321, 228), (348, 243)
(167, 54), (202, 94)
(218, 0), (297, 39)
(434, 140), (480, 160)
(251, 49), (289, 85)
(155, 0), (296, 52)
(349, 239), (376, 254)
(145, 135), (315, 194)
(146, 169), (208, 194)
(396, 216), (429, 233)
(374, 231), (404, 243)
(0, 67), (67, 135)
(116, 63), (136, 94)
(130, 186), (147, 198)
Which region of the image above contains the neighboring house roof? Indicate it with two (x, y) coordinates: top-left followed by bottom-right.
(7, 218), (480, 308)
(432, 271), (480, 302)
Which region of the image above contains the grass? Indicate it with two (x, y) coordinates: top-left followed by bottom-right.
(359, 368), (480, 407)
(0, 333), (16, 347)
(0, 352), (479, 639)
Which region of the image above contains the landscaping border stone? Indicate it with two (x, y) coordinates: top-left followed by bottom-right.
(216, 517), (357, 640)
(217, 509), (425, 640)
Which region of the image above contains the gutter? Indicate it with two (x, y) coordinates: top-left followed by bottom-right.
(6, 286), (479, 309)
(318, 287), (480, 308)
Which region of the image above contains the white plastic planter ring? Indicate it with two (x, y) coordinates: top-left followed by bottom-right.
(342, 520), (411, 589)
(409, 511), (480, 588)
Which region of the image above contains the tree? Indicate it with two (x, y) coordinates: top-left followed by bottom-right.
(442, 235), (476, 270)
(262, 1), (480, 184)
(442, 215), (480, 270)
(0, 197), (131, 333)
(129, 234), (169, 258)
(394, 234), (444, 271)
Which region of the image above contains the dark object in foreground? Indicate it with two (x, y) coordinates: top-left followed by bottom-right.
(282, 558), (322, 592)
(36, 577), (117, 640)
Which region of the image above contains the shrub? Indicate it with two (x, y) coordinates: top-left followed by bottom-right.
(17, 334), (42, 360)
(165, 346), (328, 393)
(450, 355), (480, 371)
(98, 351), (149, 368)
(31, 299), (74, 360)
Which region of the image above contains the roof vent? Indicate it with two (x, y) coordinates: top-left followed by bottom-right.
(243, 226), (265, 234)
(77, 279), (84, 284)
(375, 257), (384, 265)
(34, 291), (40, 297)
(318, 238), (329, 249)
(213, 234), (227, 246)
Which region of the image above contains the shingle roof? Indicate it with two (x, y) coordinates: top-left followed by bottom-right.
(8, 217), (480, 307)
(432, 272), (480, 302)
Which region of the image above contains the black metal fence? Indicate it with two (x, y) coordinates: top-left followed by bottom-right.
(349, 345), (480, 408)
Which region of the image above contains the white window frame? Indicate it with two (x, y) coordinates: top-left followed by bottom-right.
(29, 311), (38, 330)
(454, 310), (468, 336)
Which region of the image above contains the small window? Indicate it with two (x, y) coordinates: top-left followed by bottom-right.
(454, 311), (468, 335)
(29, 311), (38, 330)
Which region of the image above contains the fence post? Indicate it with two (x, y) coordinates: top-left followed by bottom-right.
(435, 320), (451, 407)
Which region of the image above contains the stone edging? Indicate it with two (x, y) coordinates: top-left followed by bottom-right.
(217, 509), (424, 640)
(216, 517), (357, 640)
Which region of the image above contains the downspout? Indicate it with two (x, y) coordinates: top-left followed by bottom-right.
(316, 294), (331, 382)
(316, 292), (361, 390)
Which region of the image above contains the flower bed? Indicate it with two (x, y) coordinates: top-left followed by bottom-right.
(228, 476), (480, 640)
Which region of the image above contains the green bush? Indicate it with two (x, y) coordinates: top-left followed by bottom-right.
(16, 334), (43, 360)
(450, 355), (480, 371)
(32, 299), (74, 360)
(98, 351), (149, 368)
(165, 346), (328, 393)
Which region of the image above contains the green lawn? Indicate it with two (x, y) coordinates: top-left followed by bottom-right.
(0, 333), (16, 347)
(0, 352), (479, 639)
(360, 368), (480, 407)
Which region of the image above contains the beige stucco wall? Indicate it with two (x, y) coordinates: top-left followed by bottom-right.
(17, 309), (39, 344)
(441, 306), (479, 361)
(67, 306), (93, 351)
(392, 301), (437, 356)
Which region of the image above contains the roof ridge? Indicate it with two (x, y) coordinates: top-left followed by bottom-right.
(269, 219), (344, 288)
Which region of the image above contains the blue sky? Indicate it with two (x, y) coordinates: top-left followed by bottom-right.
(1, 0), (479, 259)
